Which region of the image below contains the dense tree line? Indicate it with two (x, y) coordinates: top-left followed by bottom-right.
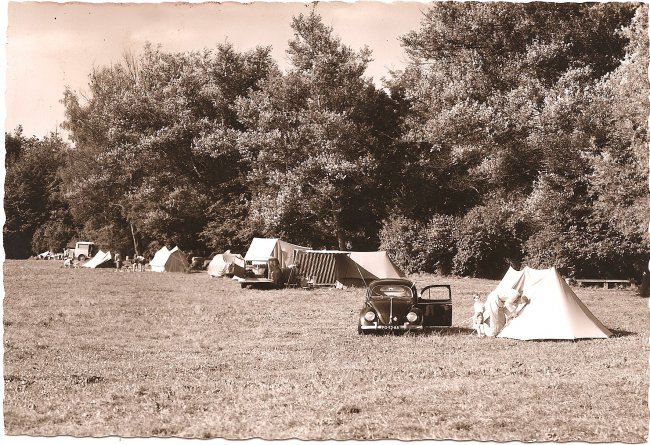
(5, 3), (648, 280)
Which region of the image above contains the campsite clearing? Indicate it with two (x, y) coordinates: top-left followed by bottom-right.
(4, 260), (649, 441)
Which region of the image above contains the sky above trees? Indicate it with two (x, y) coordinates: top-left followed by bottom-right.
(5, 1), (426, 139)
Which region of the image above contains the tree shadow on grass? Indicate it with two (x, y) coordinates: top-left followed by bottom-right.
(368, 327), (636, 339)
(519, 328), (636, 342)
(362, 327), (476, 337)
(422, 326), (475, 336)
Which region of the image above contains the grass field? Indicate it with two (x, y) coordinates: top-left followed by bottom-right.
(3, 259), (649, 441)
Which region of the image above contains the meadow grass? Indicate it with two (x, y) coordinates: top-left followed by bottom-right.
(3, 259), (649, 441)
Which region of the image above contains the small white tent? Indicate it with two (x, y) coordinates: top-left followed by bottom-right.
(207, 251), (245, 278)
(490, 267), (611, 340)
(82, 250), (113, 268)
(244, 238), (309, 269)
(150, 246), (189, 273)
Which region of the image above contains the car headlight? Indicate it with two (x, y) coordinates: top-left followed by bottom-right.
(406, 311), (418, 323)
(364, 311), (376, 322)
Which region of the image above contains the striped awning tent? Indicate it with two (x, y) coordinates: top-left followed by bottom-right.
(293, 250), (405, 287)
(293, 250), (349, 286)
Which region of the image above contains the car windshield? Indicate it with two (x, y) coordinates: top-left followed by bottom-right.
(370, 284), (413, 298)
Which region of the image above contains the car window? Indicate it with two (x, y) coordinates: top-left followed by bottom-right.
(371, 285), (413, 298)
(419, 286), (451, 301)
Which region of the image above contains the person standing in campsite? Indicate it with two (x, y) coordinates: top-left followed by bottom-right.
(472, 294), (486, 337)
(135, 255), (146, 272)
(483, 288), (528, 337)
(114, 252), (122, 272)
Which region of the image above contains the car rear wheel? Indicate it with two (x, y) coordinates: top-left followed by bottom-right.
(78, 254), (86, 261)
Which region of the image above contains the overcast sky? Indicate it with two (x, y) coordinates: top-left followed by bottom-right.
(5, 1), (430, 139)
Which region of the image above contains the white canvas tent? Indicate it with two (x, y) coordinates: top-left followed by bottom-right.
(207, 250), (245, 278)
(334, 251), (406, 286)
(82, 250), (113, 268)
(244, 238), (309, 269)
(490, 266), (611, 340)
(150, 246), (189, 273)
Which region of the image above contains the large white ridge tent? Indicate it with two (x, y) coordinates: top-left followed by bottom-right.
(82, 250), (113, 268)
(150, 246), (189, 273)
(492, 266), (611, 340)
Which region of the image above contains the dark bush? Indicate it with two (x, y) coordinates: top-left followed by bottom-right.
(421, 214), (457, 275)
(452, 200), (523, 278)
(378, 215), (426, 274)
(379, 213), (458, 275)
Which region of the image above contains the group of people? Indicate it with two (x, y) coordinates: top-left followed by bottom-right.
(472, 288), (530, 337)
(63, 257), (76, 268)
(114, 253), (147, 272)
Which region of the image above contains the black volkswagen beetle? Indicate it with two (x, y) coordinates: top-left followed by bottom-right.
(358, 278), (452, 334)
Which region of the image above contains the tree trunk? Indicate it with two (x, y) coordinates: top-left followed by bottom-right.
(333, 210), (346, 251)
(130, 223), (141, 257)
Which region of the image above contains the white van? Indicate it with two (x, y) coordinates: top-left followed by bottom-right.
(74, 242), (96, 261)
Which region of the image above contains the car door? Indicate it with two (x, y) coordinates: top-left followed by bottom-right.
(418, 285), (452, 327)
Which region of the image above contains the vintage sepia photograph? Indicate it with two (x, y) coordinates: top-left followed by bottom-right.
(3, 0), (649, 442)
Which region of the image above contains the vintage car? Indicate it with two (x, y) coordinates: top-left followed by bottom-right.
(238, 257), (284, 288)
(358, 278), (452, 334)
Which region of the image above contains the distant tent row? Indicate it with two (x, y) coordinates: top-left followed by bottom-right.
(488, 266), (611, 340)
(212, 237), (405, 286)
(82, 238), (404, 282)
(81, 246), (191, 272)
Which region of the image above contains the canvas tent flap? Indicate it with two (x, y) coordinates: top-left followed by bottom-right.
(150, 246), (170, 269)
(150, 246), (189, 273)
(495, 267), (525, 291)
(346, 251), (405, 279)
(494, 267), (611, 340)
(82, 250), (113, 268)
(336, 251), (405, 286)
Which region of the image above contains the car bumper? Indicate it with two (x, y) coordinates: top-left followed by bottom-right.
(360, 323), (423, 331)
